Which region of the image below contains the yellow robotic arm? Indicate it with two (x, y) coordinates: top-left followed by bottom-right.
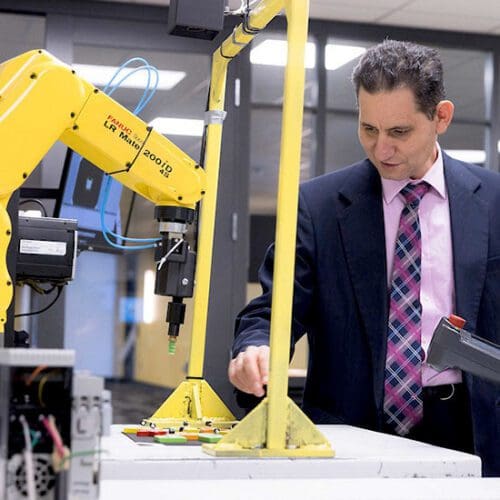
(0, 49), (206, 336)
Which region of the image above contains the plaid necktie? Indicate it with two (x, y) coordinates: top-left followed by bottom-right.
(384, 182), (430, 436)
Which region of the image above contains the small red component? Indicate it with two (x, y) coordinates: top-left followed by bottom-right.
(152, 430), (167, 436)
(448, 314), (466, 330)
(137, 430), (154, 437)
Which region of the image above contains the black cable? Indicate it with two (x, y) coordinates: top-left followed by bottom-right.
(194, 81), (213, 254)
(25, 281), (58, 295)
(15, 286), (64, 318)
(242, 0), (260, 35)
(18, 199), (48, 217)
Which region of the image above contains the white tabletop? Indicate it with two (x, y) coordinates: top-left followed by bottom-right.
(100, 424), (481, 480)
(100, 478), (500, 500)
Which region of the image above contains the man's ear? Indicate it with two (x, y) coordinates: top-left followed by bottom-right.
(435, 100), (454, 135)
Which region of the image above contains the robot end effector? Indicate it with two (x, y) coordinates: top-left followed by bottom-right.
(154, 205), (197, 354)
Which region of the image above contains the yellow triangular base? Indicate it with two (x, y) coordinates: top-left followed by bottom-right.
(203, 396), (334, 457)
(140, 379), (236, 430)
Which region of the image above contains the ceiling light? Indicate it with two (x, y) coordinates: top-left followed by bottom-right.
(445, 150), (486, 164)
(249, 40), (366, 71)
(73, 64), (186, 90)
(250, 39), (316, 69)
(149, 117), (204, 136)
(325, 44), (366, 71)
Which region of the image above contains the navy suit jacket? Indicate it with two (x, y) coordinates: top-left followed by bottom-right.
(234, 154), (500, 476)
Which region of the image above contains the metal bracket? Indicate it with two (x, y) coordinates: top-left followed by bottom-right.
(242, 10), (261, 35)
(204, 110), (227, 125)
(143, 379), (236, 430)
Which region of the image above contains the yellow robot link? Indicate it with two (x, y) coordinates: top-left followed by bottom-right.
(0, 49), (206, 334)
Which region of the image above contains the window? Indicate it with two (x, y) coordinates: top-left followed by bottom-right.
(249, 33), (318, 215)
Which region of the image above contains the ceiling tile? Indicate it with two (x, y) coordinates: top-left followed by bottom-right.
(309, 4), (396, 22)
(406, 0), (500, 19)
(380, 9), (500, 33)
(91, 0), (500, 35)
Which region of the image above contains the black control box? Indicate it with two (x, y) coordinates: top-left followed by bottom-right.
(167, 0), (225, 40)
(16, 216), (77, 284)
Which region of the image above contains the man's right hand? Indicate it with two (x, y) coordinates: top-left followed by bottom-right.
(228, 345), (270, 397)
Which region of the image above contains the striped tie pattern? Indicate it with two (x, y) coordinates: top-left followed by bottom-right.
(384, 182), (430, 436)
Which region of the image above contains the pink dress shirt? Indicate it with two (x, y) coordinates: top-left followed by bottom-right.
(381, 144), (462, 386)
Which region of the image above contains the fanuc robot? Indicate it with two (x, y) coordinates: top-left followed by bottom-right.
(0, 49), (205, 346)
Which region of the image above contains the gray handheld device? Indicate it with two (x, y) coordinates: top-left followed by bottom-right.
(427, 316), (500, 384)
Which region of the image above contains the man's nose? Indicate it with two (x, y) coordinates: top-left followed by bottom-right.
(374, 136), (395, 160)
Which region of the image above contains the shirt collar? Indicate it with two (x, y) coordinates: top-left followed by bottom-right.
(381, 143), (447, 204)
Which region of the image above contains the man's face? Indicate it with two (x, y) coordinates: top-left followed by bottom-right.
(357, 86), (452, 180)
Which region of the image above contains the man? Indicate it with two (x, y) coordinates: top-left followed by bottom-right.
(229, 40), (500, 476)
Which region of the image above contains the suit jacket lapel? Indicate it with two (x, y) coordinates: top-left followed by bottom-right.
(337, 161), (388, 412)
(444, 154), (489, 333)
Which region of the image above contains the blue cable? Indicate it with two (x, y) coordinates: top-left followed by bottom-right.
(97, 57), (162, 250)
(103, 57), (159, 114)
(105, 64), (159, 113)
(100, 175), (159, 244)
(102, 57), (152, 92)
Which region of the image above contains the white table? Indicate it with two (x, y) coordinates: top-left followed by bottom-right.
(100, 424), (481, 480)
(100, 478), (500, 500)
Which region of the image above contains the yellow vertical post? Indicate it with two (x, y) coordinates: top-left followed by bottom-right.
(187, 66), (228, 379)
(266, 0), (308, 450)
(145, 59), (237, 425)
(188, 0), (284, 382)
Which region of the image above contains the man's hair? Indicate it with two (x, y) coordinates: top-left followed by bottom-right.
(351, 40), (445, 119)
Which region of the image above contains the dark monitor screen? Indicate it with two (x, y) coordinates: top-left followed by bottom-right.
(55, 149), (123, 253)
